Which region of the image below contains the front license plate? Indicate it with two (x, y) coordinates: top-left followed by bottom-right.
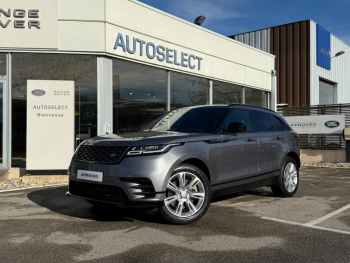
(77, 170), (103, 182)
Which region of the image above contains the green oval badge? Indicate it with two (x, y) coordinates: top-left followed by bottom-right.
(324, 120), (340, 128)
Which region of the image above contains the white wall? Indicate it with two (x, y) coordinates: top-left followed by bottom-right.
(310, 20), (350, 105)
(0, 0), (275, 91)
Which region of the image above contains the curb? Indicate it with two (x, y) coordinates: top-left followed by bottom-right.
(0, 183), (68, 193)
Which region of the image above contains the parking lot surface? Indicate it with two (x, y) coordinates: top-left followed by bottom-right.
(0, 166), (349, 263)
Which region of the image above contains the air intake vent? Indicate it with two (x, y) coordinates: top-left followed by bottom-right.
(76, 145), (129, 164)
(119, 177), (156, 198)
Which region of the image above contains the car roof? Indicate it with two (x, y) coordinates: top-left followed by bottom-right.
(182, 104), (277, 115)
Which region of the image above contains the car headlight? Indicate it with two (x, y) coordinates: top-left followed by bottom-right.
(127, 144), (180, 155)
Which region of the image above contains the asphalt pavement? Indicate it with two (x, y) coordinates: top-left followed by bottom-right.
(0, 166), (349, 263)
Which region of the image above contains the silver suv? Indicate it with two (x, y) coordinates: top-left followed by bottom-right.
(67, 105), (300, 224)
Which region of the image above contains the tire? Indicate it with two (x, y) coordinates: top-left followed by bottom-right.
(159, 164), (211, 225)
(271, 156), (299, 197)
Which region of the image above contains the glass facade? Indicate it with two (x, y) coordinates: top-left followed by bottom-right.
(0, 54), (6, 76)
(11, 53), (97, 167)
(171, 72), (209, 109)
(0, 52), (271, 168)
(112, 59), (167, 133)
(213, 81), (242, 104)
(245, 87), (266, 107)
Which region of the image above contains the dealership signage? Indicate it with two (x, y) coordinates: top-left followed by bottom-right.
(0, 8), (40, 29)
(113, 33), (203, 70)
(27, 80), (75, 170)
(284, 115), (345, 134)
(317, 24), (331, 70)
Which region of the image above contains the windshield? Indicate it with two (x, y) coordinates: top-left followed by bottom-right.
(147, 107), (229, 133)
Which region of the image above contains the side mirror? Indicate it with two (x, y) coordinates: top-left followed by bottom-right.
(226, 122), (246, 133)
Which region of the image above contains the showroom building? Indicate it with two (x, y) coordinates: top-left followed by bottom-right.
(230, 19), (350, 107)
(0, 0), (275, 173)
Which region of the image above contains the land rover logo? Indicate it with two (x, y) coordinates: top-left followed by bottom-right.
(325, 120), (340, 128)
(32, 89), (45, 96)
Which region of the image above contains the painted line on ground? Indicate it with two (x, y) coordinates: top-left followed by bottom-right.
(0, 183), (68, 193)
(304, 203), (350, 226)
(262, 216), (350, 235)
(300, 178), (350, 184)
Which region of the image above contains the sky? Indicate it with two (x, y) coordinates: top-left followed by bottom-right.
(138, 0), (350, 45)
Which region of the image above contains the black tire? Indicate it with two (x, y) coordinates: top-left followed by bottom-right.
(159, 164), (211, 225)
(271, 156), (299, 197)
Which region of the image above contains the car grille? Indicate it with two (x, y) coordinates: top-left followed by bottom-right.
(69, 180), (129, 203)
(75, 145), (129, 163)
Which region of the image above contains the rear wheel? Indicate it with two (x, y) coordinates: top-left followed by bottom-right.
(271, 156), (299, 197)
(159, 164), (211, 225)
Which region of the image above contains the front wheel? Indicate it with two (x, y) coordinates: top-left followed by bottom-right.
(159, 164), (211, 225)
(271, 157), (299, 197)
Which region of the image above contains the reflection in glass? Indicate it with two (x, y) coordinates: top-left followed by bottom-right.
(245, 87), (265, 107)
(0, 53), (7, 76)
(12, 53), (97, 167)
(171, 72), (209, 109)
(213, 81), (242, 104)
(113, 59), (167, 133)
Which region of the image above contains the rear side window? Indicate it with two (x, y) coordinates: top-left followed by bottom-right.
(223, 109), (252, 132)
(249, 111), (275, 132)
(271, 115), (292, 131)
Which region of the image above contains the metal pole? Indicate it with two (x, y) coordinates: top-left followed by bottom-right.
(209, 80), (213, 105)
(167, 71), (170, 111)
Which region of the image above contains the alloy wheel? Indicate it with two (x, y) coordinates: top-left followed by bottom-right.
(284, 162), (298, 193)
(164, 172), (205, 218)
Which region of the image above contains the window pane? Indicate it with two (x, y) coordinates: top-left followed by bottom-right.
(249, 111), (275, 132)
(271, 115), (291, 131)
(223, 110), (252, 132)
(113, 59), (167, 133)
(171, 72), (209, 109)
(245, 88), (264, 107)
(150, 107), (228, 133)
(12, 53), (97, 167)
(0, 54), (7, 76)
(213, 81), (242, 104)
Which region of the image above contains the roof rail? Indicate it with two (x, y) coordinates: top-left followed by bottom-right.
(228, 103), (275, 113)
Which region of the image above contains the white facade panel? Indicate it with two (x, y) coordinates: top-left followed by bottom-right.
(58, 0), (105, 21)
(58, 21), (105, 52)
(310, 20), (350, 105)
(104, 0), (274, 91)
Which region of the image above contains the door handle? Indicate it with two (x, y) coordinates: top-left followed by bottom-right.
(248, 138), (257, 142)
(277, 136), (284, 140)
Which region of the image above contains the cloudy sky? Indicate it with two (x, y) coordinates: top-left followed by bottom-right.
(139, 0), (350, 45)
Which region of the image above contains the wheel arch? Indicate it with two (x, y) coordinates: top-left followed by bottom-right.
(286, 151), (300, 168)
(180, 158), (211, 182)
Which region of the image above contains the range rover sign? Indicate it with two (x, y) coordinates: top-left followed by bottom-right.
(284, 115), (345, 134)
(0, 8), (41, 29)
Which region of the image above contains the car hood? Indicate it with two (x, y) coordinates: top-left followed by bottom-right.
(84, 131), (218, 146)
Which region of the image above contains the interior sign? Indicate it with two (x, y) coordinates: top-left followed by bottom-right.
(0, 8), (40, 29)
(284, 115), (345, 134)
(114, 33), (203, 70)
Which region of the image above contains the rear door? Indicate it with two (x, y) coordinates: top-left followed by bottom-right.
(249, 111), (287, 174)
(219, 109), (259, 182)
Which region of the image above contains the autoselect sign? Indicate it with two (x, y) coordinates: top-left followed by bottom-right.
(284, 115), (345, 134)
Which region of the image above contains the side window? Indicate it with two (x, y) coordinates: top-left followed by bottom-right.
(271, 115), (291, 131)
(223, 110), (252, 132)
(249, 111), (275, 132)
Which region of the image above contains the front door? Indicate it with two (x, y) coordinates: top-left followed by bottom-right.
(219, 109), (259, 183)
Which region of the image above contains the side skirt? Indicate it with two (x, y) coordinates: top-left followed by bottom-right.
(211, 171), (279, 198)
